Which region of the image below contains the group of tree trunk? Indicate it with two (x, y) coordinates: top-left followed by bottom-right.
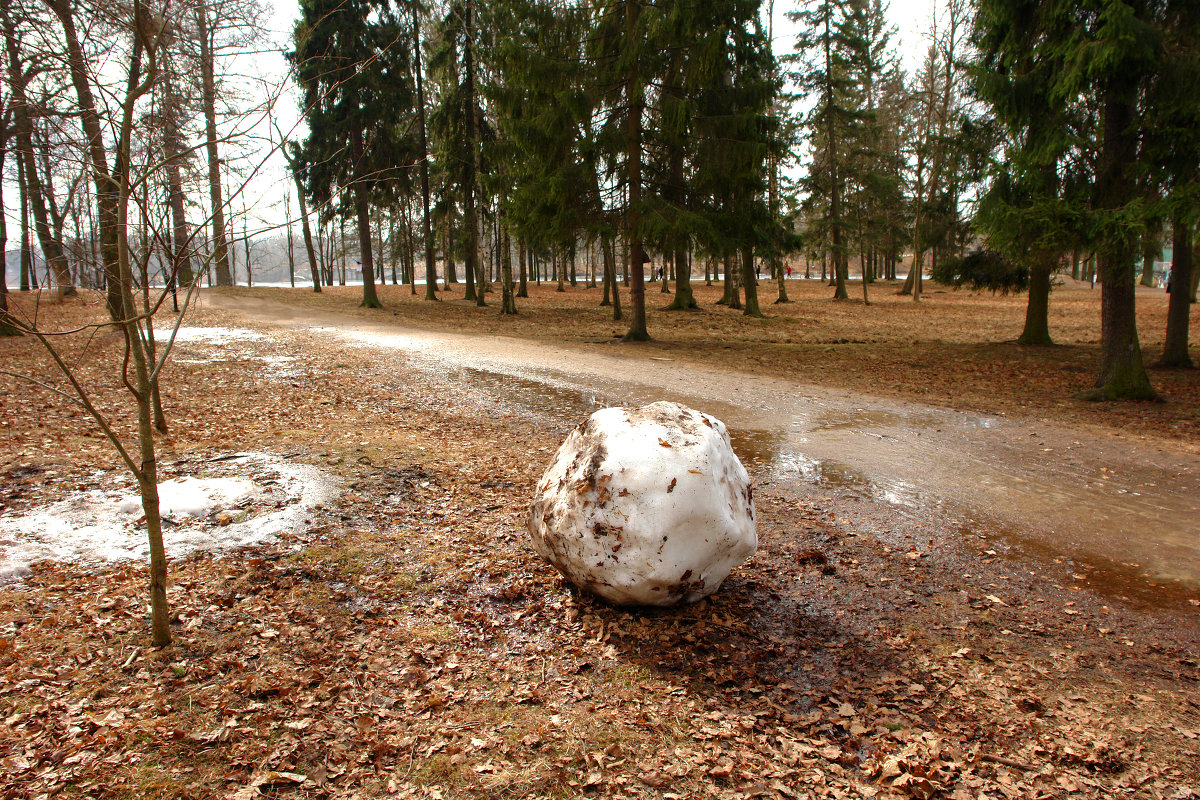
(0, 0), (278, 647)
(1, 0), (1196, 647)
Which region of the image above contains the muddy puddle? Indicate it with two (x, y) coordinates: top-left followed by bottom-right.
(203, 296), (1200, 603)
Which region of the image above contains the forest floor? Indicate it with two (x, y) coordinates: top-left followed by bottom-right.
(0, 285), (1197, 800)
(242, 277), (1200, 447)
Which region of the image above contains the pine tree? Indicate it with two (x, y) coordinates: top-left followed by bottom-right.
(971, 0), (1079, 345)
(1145, 0), (1199, 368)
(788, 0), (868, 301)
(430, 0), (490, 307)
(291, 0), (416, 309)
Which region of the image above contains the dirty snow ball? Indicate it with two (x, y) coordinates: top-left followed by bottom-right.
(528, 401), (756, 606)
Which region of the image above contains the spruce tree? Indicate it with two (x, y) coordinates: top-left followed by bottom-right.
(290, 0), (416, 309)
(971, 0), (1079, 345)
(788, 0), (867, 301)
(1145, 0), (1199, 368)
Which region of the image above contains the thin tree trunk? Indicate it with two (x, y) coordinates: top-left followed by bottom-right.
(464, 1), (484, 307)
(622, 0), (647, 340)
(500, 224), (515, 314)
(0, 141), (16, 335)
(604, 233), (621, 321)
(1, 11), (73, 300)
(291, 169), (321, 292)
(196, 4), (231, 287)
(517, 237), (528, 297)
(1158, 216), (1194, 367)
(355, 194), (381, 308)
(413, 10), (437, 300)
(112, 1), (170, 646)
(17, 148), (31, 290)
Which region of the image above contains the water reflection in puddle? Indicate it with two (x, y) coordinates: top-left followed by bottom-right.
(286, 318), (1200, 598)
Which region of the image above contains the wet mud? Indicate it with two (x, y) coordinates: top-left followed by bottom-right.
(203, 292), (1200, 605)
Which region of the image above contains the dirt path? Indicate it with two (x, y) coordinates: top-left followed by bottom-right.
(3, 293), (1198, 799)
(204, 291), (1200, 601)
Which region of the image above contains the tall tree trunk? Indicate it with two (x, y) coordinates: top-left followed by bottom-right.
(463, 1), (484, 307)
(445, 212), (458, 286)
(2, 7), (73, 300)
(604, 233), (621, 320)
(1140, 230), (1157, 287)
(413, 9), (437, 300)
(622, 0), (648, 341)
(1084, 77), (1156, 400)
(285, 191), (295, 288)
(517, 237), (528, 297)
(46, 0), (122, 313)
(742, 246), (763, 317)
(242, 219), (252, 287)
(1157, 216), (1194, 368)
(291, 169), (321, 292)
(0, 142), (17, 336)
(1018, 261), (1054, 345)
(725, 251), (743, 309)
(17, 148), (31, 290)
(718, 250), (735, 305)
(166, 150), (193, 290)
(354, 178), (382, 308)
(196, 4), (231, 287)
(500, 225), (516, 314)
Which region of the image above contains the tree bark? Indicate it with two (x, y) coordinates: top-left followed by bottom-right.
(17, 142), (32, 290)
(742, 246), (763, 317)
(0, 139), (17, 336)
(517, 237), (528, 298)
(46, 0), (124, 311)
(1018, 261), (1054, 345)
(622, 0), (648, 341)
(500, 225), (516, 314)
(1083, 77), (1156, 400)
(290, 168), (321, 292)
(412, 9), (437, 300)
(604, 233), (621, 321)
(1, 5), (73, 300)
(354, 133), (382, 309)
(1158, 216), (1194, 367)
(1140, 230), (1157, 286)
(196, 3), (231, 287)
(463, 1), (484, 307)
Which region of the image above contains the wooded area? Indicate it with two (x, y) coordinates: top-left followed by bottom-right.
(0, 0), (1197, 795)
(0, 0), (1195, 383)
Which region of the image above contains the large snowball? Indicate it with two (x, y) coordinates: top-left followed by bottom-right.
(528, 401), (757, 606)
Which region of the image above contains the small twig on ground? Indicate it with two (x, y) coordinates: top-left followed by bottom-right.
(981, 754), (1039, 772)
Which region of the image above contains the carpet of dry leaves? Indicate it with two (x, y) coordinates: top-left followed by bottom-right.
(0, 289), (1197, 800)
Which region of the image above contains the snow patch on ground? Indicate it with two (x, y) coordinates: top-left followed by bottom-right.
(0, 453), (336, 582)
(168, 327), (298, 377)
(169, 327), (266, 344)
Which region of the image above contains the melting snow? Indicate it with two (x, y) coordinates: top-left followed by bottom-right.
(0, 453), (336, 582)
(169, 327), (266, 344)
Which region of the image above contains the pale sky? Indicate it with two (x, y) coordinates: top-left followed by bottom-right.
(4, 0), (946, 255)
(240, 0), (942, 232)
